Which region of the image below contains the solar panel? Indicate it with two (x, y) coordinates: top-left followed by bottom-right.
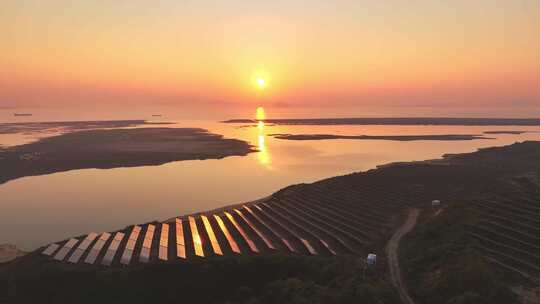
(120, 226), (141, 265)
(175, 218), (186, 259)
(188, 216), (204, 257)
(102, 232), (125, 266)
(85, 232), (111, 264)
(42, 243), (60, 256)
(214, 214), (241, 254)
(201, 215), (223, 255)
(244, 205), (297, 253)
(159, 223), (169, 261)
(234, 209), (275, 250)
(53, 238), (80, 261)
(68, 232), (99, 263)
(139, 225), (155, 263)
(224, 212), (259, 253)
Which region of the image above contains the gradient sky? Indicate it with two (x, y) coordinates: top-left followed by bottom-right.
(1, 0), (539, 117)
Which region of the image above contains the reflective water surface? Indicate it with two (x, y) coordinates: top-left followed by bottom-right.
(2, 116), (540, 250)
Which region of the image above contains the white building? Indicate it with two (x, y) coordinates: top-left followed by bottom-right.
(367, 253), (377, 266)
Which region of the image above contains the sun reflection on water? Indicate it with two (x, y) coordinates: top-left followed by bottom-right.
(255, 107), (272, 168)
(257, 122), (272, 168)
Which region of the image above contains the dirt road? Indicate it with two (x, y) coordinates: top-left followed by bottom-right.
(386, 209), (420, 304)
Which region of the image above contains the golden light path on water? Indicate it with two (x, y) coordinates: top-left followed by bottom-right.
(256, 107), (271, 168)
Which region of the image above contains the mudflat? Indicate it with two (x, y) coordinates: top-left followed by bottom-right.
(0, 127), (255, 185)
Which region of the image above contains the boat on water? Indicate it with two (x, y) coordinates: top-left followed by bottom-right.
(13, 113), (33, 117)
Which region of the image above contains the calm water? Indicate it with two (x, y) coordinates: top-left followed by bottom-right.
(2, 114), (540, 250)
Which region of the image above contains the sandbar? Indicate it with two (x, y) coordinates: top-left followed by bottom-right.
(0, 127), (255, 185)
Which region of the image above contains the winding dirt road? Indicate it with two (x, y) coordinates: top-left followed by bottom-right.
(386, 209), (420, 304)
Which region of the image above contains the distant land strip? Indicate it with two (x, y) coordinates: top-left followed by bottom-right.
(223, 117), (540, 126)
(270, 133), (491, 141)
(483, 130), (528, 134)
(0, 120), (171, 135)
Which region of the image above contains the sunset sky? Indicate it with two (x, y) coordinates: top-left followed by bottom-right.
(1, 0), (539, 118)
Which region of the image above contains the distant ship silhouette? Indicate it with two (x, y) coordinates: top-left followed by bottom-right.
(13, 113), (33, 117)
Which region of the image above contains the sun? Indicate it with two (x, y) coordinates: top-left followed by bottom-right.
(255, 77), (267, 90)
(251, 70), (270, 91)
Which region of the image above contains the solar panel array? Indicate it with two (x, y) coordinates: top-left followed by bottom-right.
(41, 172), (425, 267)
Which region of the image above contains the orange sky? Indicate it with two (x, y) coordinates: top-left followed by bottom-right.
(1, 1), (539, 117)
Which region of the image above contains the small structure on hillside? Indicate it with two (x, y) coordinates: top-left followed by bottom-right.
(367, 253), (377, 267)
(431, 199), (441, 206)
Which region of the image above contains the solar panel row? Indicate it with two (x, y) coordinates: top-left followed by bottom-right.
(175, 219), (186, 259)
(214, 214), (241, 254)
(269, 202), (337, 255)
(54, 238), (79, 261)
(254, 204), (317, 255)
(225, 212), (259, 253)
(159, 223), (169, 261)
(189, 216), (204, 257)
(140, 224), (155, 263)
(85, 232), (111, 264)
(201, 215), (223, 256)
(244, 205), (297, 253)
(234, 209), (275, 250)
(68, 232), (99, 263)
(102, 232), (125, 266)
(42, 243), (60, 256)
(120, 226), (142, 265)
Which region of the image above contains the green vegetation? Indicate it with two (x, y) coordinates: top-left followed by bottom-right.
(0, 254), (399, 304)
(401, 202), (519, 304)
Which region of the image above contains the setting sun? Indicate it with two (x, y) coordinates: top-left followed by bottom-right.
(256, 78), (266, 89)
(251, 69), (270, 92)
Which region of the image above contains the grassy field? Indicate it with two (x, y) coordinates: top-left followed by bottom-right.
(401, 201), (521, 304)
